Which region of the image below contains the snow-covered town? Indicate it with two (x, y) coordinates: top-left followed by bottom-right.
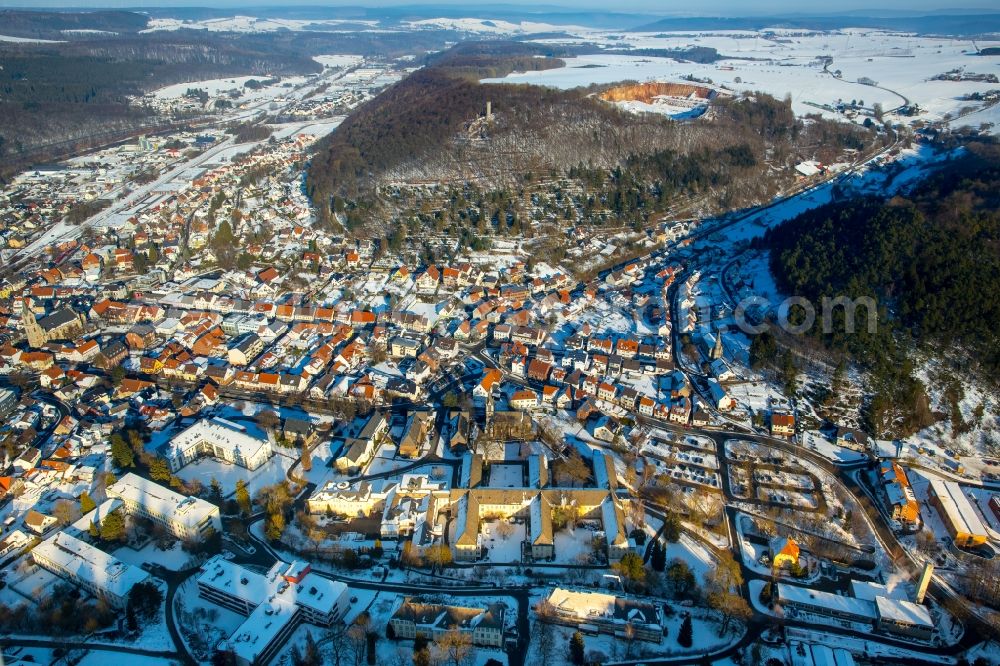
(0, 6), (999, 666)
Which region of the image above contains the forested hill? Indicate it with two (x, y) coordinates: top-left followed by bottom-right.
(306, 40), (875, 223)
(764, 142), (1000, 375)
(0, 26), (459, 180)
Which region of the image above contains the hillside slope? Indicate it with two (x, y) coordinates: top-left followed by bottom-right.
(307, 42), (874, 225)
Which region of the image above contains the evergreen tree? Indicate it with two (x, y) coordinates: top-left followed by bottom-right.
(652, 541), (667, 572)
(302, 631), (321, 666)
(662, 512), (682, 543)
(569, 631), (586, 666)
(110, 436), (134, 468)
(235, 479), (251, 515)
(678, 614), (693, 648)
(128, 581), (163, 621)
(300, 443), (312, 472)
(79, 491), (96, 514)
(265, 512), (285, 542)
(210, 477), (223, 503)
(148, 457), (171, 481)
(100, 511), (127, 542)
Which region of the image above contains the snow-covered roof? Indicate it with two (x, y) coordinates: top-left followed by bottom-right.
(107, 472), (219, 532)
(229, 597), (298, 665)
(929, 478), (988, 540)
(777, 583), (876, 621)
(198, 554), (269, 604)
(874, 595), (933, 628)
(165, 417), (270, 464)
(198, 555), (348, 618)
(529, 494), (552, 546)
(32, 531), (149, 601)
(850, 579), (908, 603)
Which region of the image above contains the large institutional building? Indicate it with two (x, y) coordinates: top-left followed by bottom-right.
(197, 556), (351, 666)
(776, 580), (935, 641)
(106, 473), (222, 542)
(32, 531), (151, 609)
(389, 598), (506, 647)
(162, 417), (273, 472)
(542, 587), (664, 642)
(308, 448), (636, 564)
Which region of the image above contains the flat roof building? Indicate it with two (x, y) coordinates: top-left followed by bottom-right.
(32, 532), (150, 609)
(198, 555), (351, 666)
(928, 478), (989, 547)
(163, 418), (273, 472)
(777, 582), (935, 641)
(107, 473), (222, 542)
(544, 587), (663, 642)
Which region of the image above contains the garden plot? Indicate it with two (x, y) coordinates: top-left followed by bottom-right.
(727, 467), (751, 499)
(725, 439), (793, 466)
(654, 459), (721, 490)
(754, 469), (814, 491)
(643, 441), (718, 470)
(757, 487), (820, 510)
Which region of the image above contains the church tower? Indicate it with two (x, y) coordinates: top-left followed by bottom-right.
(21, 299), (46, 349)
(710, 331), (724, 360)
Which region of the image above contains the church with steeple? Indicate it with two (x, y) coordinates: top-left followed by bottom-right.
(21, 299), (85, 349)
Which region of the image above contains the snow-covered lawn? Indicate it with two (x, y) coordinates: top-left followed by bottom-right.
(553, 526), (597, 564)
(173, 450), (293, 497)
(802, 430), (867, 464)
(487, 463), (525, 488)
(114, 540), (198, 572)
(481, 519), (526, 563)
(663, 533), (717, 584)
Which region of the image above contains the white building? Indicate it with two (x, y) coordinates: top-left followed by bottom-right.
(106, 473), (222, 542)
(198, 556), (351, 666)
(32, 532), (150, 609)
(163, 418), (273, 472)
(543, 587), (663, 642)
(307, 479), (391, 517)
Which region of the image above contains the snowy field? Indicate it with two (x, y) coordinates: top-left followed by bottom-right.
(553, 526), (597, 564)
(663, 533), (717, 584)
(313, 54), (365, 69)
(152, 75), (306, 101)
(143, 16), (378, 33)
(485, 30), (1000, 133)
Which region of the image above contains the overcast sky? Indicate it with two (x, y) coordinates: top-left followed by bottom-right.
(1, 1), (996, 13)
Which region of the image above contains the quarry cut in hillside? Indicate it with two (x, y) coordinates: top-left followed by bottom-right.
(598, 81), (716, 103)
